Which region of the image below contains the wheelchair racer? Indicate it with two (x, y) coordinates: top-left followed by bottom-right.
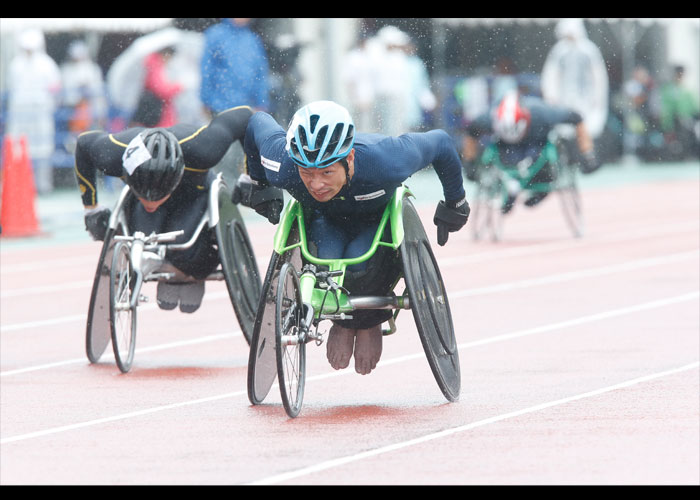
(74, 105), (253, 313)
(462, 90), (600, 213)
(234, 100), (470, 375)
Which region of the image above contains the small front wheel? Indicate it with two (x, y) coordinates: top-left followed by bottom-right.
(275, 262), (306, 418)
(110, 241), (137, 373)
(471, 167), (504, 242)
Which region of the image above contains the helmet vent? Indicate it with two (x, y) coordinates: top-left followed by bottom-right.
(309, 114), (320, 134)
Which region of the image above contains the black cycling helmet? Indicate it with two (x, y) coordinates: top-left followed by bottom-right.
(124, 128), (184, 201)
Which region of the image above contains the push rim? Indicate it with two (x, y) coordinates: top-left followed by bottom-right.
(110, 241), (137, 373)
(275, 262), (306, 418)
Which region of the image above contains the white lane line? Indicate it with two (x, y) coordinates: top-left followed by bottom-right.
(247, 362), (700, 485)
(451, 250), (698, 298)
(1, 291), (697, 444)
(0, 291), (230, 332)
(440, 219), (699, 267)
(1, 280), (93, 298)
(3, 248), (697, 334)
(0, 331), (242, 377)
(2, 219), (697, 296)
(0, 389), (249, 445)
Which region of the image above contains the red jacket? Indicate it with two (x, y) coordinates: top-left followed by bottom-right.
(143, 52), (182, 127)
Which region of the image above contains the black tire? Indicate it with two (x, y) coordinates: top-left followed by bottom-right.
(275, 262), (306, 418)
(400, 197), (460, 402)
(109, 241), (137, 373)
(216, 182), (262, 345)
(218, 217), (262, 345)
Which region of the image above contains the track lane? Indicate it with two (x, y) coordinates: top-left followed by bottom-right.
(1, 175), (698, 484)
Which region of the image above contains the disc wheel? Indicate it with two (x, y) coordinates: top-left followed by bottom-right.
(219, 217), (262, 345)
(401, 198), (460, 402)
(247, 225), (303, 407)
(275, 262), (306, 418)
(86, 227), (119, 363)
(216, 181), (262, 346)
(109, 241), (137, 373)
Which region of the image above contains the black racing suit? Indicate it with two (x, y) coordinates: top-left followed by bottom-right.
(74, 106), (253, 279)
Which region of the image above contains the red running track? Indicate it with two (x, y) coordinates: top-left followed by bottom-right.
(1, 177), (698, 485)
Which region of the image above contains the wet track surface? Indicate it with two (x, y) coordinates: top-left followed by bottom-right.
(1, 162), (698, 485)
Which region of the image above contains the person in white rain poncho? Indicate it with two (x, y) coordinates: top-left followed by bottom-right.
(6, 29), (61, 194)
(541, 18), (609, 140)
(60, 40), (108, 130)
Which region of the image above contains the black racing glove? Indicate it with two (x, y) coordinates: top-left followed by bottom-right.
(84, 206), (111, 241)
(433, 196), (470, 246)
(232, 174), (284, 224)
(579, 150), (601, 174)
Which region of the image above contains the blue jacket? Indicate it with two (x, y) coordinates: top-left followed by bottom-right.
(200, 20), (270, 113)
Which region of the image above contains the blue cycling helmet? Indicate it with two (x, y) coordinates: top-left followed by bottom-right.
(286, 100), (355, 168)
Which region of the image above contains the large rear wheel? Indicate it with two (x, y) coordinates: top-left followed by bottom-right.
(400, 198), (460, 402)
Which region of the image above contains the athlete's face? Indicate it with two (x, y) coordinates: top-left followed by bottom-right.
(297, 149), (355, 202)
(138, 194), (171, 213)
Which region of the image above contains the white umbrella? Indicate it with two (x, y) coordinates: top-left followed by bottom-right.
(106, 27), (188, 114)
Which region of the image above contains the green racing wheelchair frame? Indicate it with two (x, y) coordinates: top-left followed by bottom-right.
(247, 185), (461, 417)
(470, 138), (583, 242)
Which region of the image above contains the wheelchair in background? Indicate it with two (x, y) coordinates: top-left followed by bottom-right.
(469, 134), (584, 242)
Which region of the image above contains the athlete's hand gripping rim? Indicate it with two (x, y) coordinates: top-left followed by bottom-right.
(232, 173), (285, 224)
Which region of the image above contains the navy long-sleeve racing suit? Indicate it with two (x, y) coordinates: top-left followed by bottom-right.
(75, 106), (253, 279)
(466, 96), (583, 183)
(243, 111), (466, 328)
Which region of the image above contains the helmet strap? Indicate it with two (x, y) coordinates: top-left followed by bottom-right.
(340, 158), (351, 186)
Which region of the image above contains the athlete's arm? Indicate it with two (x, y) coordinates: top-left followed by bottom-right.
(74, 130), (134, 208)
(242, 111), (290, 186)
(177, 105), (253, 169)
(379, 129), (466, 203)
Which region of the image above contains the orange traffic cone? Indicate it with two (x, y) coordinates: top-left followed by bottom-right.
(0, 135), (41, 237)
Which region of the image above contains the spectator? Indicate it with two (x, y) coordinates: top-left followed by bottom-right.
(402, 37), (437, 132)
(6, 28), (61, 195)
(60, 40), (107, 132)
(342, 33), (377, 133)
(373, 25), (413, 136)
(658, 65), (700, 159)
(131, 47), (182, 128)
(541, 18), (609, 141)
(199, 18), (270, 116)
(619, 65), (661, 159)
